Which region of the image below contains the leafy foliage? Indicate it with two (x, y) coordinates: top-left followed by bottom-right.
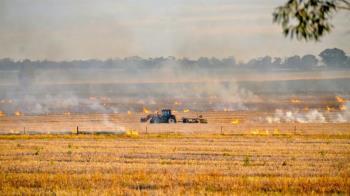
(273, 0), (339, 41)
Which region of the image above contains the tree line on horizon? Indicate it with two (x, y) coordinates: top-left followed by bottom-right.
(0, 48), (349, 72)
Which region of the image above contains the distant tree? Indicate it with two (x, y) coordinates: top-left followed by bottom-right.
(285, 55), (302, 68)
(0, 58), (16, 70)
(198, 57), (211, 68)
(301, 54), (319, 68)
(260, 56), (273, 66)
(210, 57), (222, 67)
(167, 56), (176, 61)
(272, 57), (283, 67)
(244, 56), (273, 70)
(246, 58), (258, 67)
(273, 0), (350, 41)
(179, 58), (195, 66)
(222, 56), (236, 66)
(319, 48), (348, 67)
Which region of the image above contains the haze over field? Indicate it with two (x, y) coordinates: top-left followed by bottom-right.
(0, 0), (349, 61)
(0, 1), (349, 119)
(1, 1), (350, 195)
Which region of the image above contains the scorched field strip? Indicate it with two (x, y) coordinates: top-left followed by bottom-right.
(1, 111), (350, 134)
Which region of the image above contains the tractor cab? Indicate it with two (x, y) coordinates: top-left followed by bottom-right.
(140, 108), (207, 124)
(152, 109), (176, 123)
(161, 109), (172, 117)
(140, 109), (176, 123)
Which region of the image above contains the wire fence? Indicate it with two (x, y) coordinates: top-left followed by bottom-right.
(1, 123), (349, 135)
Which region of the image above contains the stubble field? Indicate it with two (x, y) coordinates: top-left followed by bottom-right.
(0, 130), (350, 195)
(0, 92), (350, 195)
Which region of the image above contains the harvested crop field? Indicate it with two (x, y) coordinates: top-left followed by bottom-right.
(0, 133), (349, 195)
(0, 77), (349, 195)
(1, 111), (350, 134)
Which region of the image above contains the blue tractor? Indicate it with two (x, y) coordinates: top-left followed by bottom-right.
(140, 109), (177, 123)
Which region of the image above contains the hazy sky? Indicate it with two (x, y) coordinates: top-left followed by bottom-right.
(0, 0), (349, 61)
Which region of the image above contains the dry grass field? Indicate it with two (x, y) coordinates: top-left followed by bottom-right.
(1, 106), (350, 195)
(1, 1), (350, 194)
(0, 132), (350, 195)
(1, 111), (349, 134)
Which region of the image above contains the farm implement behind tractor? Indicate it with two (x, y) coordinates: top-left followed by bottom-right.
(140, 109), (207, 124)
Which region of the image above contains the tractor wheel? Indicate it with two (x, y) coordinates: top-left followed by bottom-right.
(168, 118), (176, 123)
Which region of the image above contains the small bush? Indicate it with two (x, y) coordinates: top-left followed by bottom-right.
(282, 161), (287, 166)
(223, 152), (230, 156)
(319, 150), (326, 158)
(243, 155), (251, 166)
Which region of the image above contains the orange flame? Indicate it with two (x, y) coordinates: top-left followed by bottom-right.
(335, 96), (346, 103)
(326, 106), (333, 112)
(174, 101), (181, 105)
(231, 119), (240, 125)
(143, 107), (150, 114)
(15, 111), (21, 116)
(127, 111), (132, 115)
(0, 111), (4, 117)
(340, 105), (347, 111)
(290, 99), (301, 104)
(100, 96), (110, 101)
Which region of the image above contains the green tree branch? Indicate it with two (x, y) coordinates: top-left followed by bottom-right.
(273, 0), (349, 41)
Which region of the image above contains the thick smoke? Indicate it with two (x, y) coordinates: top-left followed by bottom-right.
(266, 101), (350, 123)
(333, 101), (350, 122)
(198, 82), (258, 111)
(0, 62), (259, 115)
(266, 109), (326, 123)
(1, 82), (255, 115)
(0, 94), (118, 115)
(0, 56), (349, 119)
